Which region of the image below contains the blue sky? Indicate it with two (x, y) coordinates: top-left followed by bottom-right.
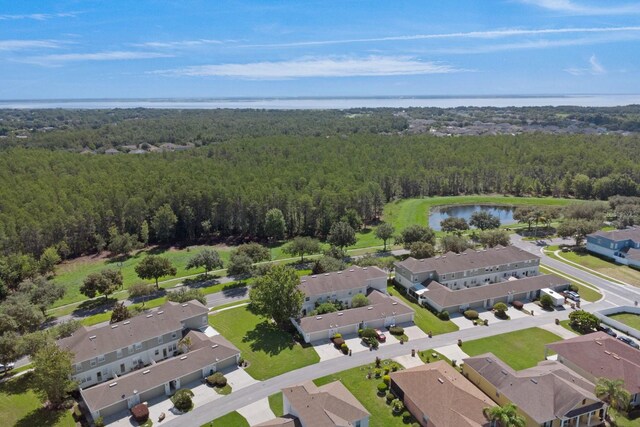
(1, 0), (640, 99)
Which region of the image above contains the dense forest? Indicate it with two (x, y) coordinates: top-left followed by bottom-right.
(1, 132), (639, 261)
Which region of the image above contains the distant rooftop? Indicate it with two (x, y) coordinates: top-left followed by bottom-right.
(298, 266), (386, 297)
(589, 227), (640, 242)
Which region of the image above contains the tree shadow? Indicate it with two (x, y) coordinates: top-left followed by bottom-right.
(242, 321), (296, 356)
(0, 372), (33, 395)
(221, 283), (248, 297)
(182, 275), (221, 289)
(128, 289), (166, 305)
(15, 407), (67, 427)
(72, 297), (118, 317)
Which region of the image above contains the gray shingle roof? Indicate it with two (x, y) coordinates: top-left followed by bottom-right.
(395, 245), (539, 276)
(298, 266), (386, 298)
(296, 290), (413, 334)
(58, 300), (209, 363)
(463, 353), (602, 424)
(589, 227), (640, 242)
(80, 331), (239, 412)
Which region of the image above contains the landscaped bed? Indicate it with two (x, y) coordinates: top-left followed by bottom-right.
(208, 306), (319, 380)
(462, 327), (562, 370)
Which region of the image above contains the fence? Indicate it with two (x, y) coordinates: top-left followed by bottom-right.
(594, 306), (640, 340)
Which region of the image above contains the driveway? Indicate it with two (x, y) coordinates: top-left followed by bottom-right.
(393, 354), (423, 369)
(312, 339), (343, 362)
(434, 344), (470, 364)
(223, 366), (258, 390)
(397, 321), (428, 341)
(539, 322), (578, 339)
(237, 397), (276, 426)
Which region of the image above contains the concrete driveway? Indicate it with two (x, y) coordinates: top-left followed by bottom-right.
(312, 339), (343, 362)
(223, 366), (258, 390)
(237, 397), (276, 426)
(434, 344), (470, 364)
(393, 354), (423, 369)
(396, 322), (428, 340)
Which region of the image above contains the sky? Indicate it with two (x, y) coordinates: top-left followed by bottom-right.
(1, 0), (640, 99)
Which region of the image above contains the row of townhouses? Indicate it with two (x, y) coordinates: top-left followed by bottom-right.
(586, 227), (640, 269)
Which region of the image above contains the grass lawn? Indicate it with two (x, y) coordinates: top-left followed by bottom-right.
(462, 327), (562, 370)
(560, 251), (640, 286)
(213, 384), (232, 395)
(387, 286), (458, 335)
(0, 372), (76, 427)
(383, 196), (575, 232)
(208, 306), (319, 380)
(539, 266), (602, 302)
(608, 312), (640, 331)
(609, 408), (640, 427)
(418, 348), (451, 365)
(203, 411), (249, 427)
(559, 320), (586, 336)
(314, 360), (415, 427)
(268, 392), (284, 417)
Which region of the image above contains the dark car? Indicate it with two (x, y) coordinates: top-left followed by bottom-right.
(617, 336), (640, 349)
(596, 325), (617, 337)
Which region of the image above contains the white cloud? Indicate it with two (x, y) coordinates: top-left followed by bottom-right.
(132, 39), (224, 49)
(20, 51), (173, 66)
(518, 0), (640, 15)
(564, 54), (607, 75)
(0, 12), (79, 21)
(0, 40), (63, 51)
(155, 56), (467, 79)
(240, 26), (640, 48)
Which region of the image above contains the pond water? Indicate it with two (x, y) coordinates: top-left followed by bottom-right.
(429, 205), (516, 231)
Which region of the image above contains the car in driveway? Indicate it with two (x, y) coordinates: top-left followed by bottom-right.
(564, 290), (580, 302)
(617, 336), (640, 349)
(596, 325), (617, 337)
(374, 329), (386, 343)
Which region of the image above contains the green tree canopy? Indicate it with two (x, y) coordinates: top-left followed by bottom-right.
(477, 229), (510, 248)
(80, 269), (123, 300)
(483, 403), (526, 427)
(135, 256), (176, 289)
(440, 217), (469, 234)
(327, 221), (356, 249)
(397, 224), (436, 249)
(18, 276), (65, 315)
(249, 265), (304, 327)
(283, 236), (321, 263)
(351, 293), (370, 308)
(152, 203), (178, 243)
(374, 222), (395, 251)
(568, 310), (599, 333)
(409, 241), (436, 259)
(38, 246), (61, 276)
(186, 249), (223, 277)
(469, 211), (501, 230)
(595, 378), (631, 411)
(264, 208), (287, 240)
(32, 343), (77, 408)
(441, 234), (473, 253)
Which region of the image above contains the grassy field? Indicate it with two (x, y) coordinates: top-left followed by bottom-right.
(608, 313), (640, 331)
(383, 196), (575, 232)
(204, 411), (249, 427)
(539, 266), (602, 302)
(462, 327), (562, 370)
(0, 372), (76, 427)
(208, 306), (319, 380)
(268, 392), (284, 417)
(314, 359), (414, 427)
(388, 286), (458, 335)
(560, 251), (640, 285)
(559, 319), (586, 336)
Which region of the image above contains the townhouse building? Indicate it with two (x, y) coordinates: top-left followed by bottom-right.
(586, 227), (640, 268)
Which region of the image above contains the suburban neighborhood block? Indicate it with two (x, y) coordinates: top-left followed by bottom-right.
(586, 227), (640, 268)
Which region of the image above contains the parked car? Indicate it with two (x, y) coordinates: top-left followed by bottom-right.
(596, 325), (617, 337)
(617, 336), (640, 349)
(374, 329), (386, 343)
(564, 291), (580, 302)
(0, 362), (15, 373)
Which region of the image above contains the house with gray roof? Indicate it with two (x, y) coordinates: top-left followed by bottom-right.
(546, 332), (640, 406)
(299, 266), (387, 314)
(463, 353), (606, 427)
(586, 227), (640, 268)
(292, 290), (413, 343)
(256, 380), (370, 427)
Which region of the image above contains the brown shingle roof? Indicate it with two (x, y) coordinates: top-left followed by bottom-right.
(395, 245), (539, 275)
(547, 332), (640, 396)
(423, 274), (568, 309)
(391, 360), (495, 427)
(463, 353), (602, 424)
(299, 266), (386, 297)
(282, 380), (369, 427)
(589, 227), (640, 242)
(255, 416), (301, 427)
(296, 290), (413, 334)
(80, 331), (239, 412)
(58, 300), (209, 363)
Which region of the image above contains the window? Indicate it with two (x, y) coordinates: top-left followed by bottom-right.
(128, 345), (134, 354)
(98, 355), (105, 364)
(155, 349), (159, 356)
(305, 297), (310, 301)
(117, 349), (122, 359)
(75, 364), (82, 373)
(172, 332), (177, 339)
(90, 358), (97, 367)
(134, 342), (142, 351)
(157, 336), (163, 344)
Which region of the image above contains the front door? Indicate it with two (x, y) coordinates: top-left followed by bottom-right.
(96, 371), (102, 382)
(120, 363), (125, 373)
(163, 348), (167, 358)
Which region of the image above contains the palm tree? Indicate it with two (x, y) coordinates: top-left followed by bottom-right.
(484, 403), (526, 427)
(595, 378), (631, 412)
(177, 336), (192, 354)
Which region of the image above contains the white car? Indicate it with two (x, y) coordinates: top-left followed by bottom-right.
(0, 362), (15, 373)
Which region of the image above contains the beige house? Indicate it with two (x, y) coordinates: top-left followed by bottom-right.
(463, 353), (606, 427)
(299, 266), (387, 314)
(390, 360), (495, 427)
(257, 380), (370, 427)
(547, 332), (640, 406)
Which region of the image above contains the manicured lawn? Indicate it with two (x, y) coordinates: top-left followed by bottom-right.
(208, 306), (319, 380)
(418, 348), (450, 364)
(608, 313), (640, 331)
(268, 392), (284, 417)
(314, 360), (414, 427)
(0, 372), (76, 427)
(383, 196), (575, 232)
(539, 266), (602, 302)
(560, 250), (640, 285)
(203, 411), (249, 427)
(387, 286), (458, 335)
(462, 327), (562, 370)
(559, 320), (586, 336)
(609, 408), (640, 427)
(213, 384), (232, 395)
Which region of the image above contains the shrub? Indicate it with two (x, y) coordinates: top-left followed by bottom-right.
(333, 337), (345, 348)
(493, 302), (508, 313)
(386, 392), (395, 403)
(363, 336), (379, 349)
(358, 328), (364, 337)
(389, 326), (404, 336)
(167, 287), (207, 305)
(392, 398), (405, 413)
(383, 374), (391, 385)
(512, 300), (524, 310)
(130, 403), (149, 423)
(171, 388), (194, 412)
(206, 372), (227, 387)
(391, 364), (399, 372)
(464, 310), (479, 320)
(540, 294), (554, 310)
(384, 366), (390, 374)
(94, 416), (105, 427)
(341, 343), (349, 354)
(438, 310), (450, 320)
(377, 382), (388, 393)
(375, 356), (381, 367)
(351, 293), (370, 308)
(332, 333), (342, 339)
(361, 328), (377, 339)
(374, 368), (382, 378)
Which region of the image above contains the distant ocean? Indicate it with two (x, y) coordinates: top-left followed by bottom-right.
(1, 94), (640, 109)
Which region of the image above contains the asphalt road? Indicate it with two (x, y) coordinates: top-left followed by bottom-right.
(163, 234), (638, 427)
